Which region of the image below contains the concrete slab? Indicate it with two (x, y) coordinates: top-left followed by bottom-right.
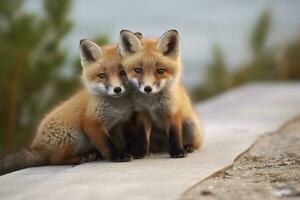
(0, 82), (300, 200)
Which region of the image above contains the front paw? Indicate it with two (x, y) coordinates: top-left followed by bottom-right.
(169, 149), (187, 158)
(131, 147), (147, 159)
(79, 152), (100, 164)
(111, 151), (133, 162)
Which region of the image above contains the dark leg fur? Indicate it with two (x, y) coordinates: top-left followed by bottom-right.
(124, 114), (147, 159)
(107, 124), (133, 162)
(149, 128), (168, 153)
(168, 124), (187, 158)
(79, 150), (101, 164)
(127, 124), (147, 159)
(104, 138), (132, 162)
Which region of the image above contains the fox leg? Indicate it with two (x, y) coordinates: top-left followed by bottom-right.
(182, 117), (204, 153)
(108, 123), (133, 161)
(84, 120), (132, 162)
(48, 147), (82, 165)
(128, 112), (151, 159)
(182, 120), (196, 153)
(78, 150), (101, 164)
(49, 153), (99, 165)
(48, 142), (98, 165)
(141, 112), (152, 155)
(33, 126), (94, 165)
(164, 113), (187, 158)
(50, 155), (81, 165)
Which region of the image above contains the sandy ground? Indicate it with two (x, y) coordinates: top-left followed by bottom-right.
(182, 116), (300, 200)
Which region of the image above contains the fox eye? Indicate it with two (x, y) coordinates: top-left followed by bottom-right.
(98, 73), (107, 79)
(157, 69), (166, 74)
(134, 68), (142, 74)
(120, 70), (126, 76)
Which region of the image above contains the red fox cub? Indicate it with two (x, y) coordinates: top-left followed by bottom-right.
(0, 39), (133, 175)
(119, 30), (204, 158)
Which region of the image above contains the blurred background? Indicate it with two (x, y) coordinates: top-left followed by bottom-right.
(0, 0), (299, 155)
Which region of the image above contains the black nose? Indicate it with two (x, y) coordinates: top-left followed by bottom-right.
(144, 86), (152, 93)
(114, 87), (122, 94)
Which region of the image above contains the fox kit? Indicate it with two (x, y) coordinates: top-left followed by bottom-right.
(119, 30), (204, 158)
(0, 40), (133, 175)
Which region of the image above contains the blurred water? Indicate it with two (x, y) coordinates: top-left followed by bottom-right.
(24, 0), (300, 88)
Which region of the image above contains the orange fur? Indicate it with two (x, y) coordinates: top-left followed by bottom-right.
(120, 30), (204, 157)
(30, 43), (131, 164)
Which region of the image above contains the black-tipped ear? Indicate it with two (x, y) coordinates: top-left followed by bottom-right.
(134, 32), (143, 40)
(79, 39), (103, 67)
(156, 30), (180, 57)
(119, 30), (143, 57)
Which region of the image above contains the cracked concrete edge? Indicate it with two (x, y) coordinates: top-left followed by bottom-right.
(179, 115), (300, 200)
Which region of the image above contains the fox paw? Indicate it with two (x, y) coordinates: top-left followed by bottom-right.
(111, 151), (133, 162)
(169, 149), (187, 158)
(130, 143), (147, 159)
(79, 152), (100, 164)
(184, 145), (194, 153)
(131, 148), (147, 159)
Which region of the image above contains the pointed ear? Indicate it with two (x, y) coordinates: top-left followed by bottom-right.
(134, 32), (143, 40)
(79, 39), (103, 67)
(156, 30), (180, 57)
(119, 30), (142, 57)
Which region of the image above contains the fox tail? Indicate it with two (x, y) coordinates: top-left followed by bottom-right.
(0, 148), (48, 176)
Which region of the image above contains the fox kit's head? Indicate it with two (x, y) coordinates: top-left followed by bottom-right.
(79, 39), (128, 97)
(119, 30), (181, 95)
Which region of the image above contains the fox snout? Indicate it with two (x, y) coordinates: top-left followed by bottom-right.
(107, 85), (126, 96)
(114, 87), (122, 93)
(85, 81), (126, 97)
(143, 85), (152, 93)
(137, 83), (160, 95)
(129, 76), (166, 95)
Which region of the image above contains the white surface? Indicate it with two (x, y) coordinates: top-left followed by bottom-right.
(0, 82), (300, 200)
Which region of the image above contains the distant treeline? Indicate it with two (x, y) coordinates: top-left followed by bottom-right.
(192, 11), (300, 101)
(0, 0), (109, 154)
